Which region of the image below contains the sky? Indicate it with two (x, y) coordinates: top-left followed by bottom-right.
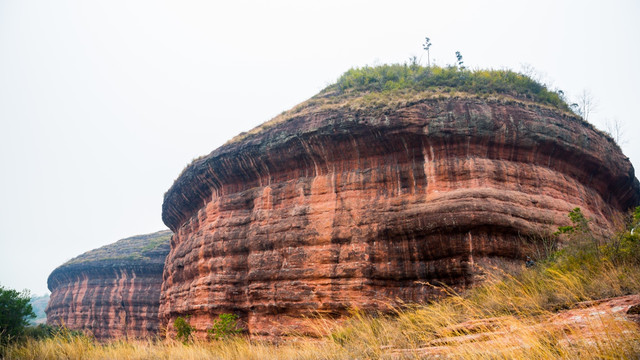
(1, 0), (639, 296)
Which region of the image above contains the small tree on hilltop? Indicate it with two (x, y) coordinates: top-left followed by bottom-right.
(455, 51), (465, 70)
(603, 117), (627, 145)
(0, 285), (36, 344)
(572, 89), (597, 122)
(423, 37), (432, 67)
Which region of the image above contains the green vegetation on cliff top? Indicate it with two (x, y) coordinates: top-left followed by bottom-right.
(323, 64), (570, 111)
(223, 64), (573, 147)
(62, 230), (171, 266)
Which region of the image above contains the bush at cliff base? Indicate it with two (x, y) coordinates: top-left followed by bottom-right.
(0, 285), (35, 345)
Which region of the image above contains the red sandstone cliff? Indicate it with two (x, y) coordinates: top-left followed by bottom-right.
(159, 89), (640, 337)
(46, 230), (171, 339)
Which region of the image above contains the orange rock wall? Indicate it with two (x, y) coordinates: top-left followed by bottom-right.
(46, 265), (163, 339)
(160, 98), (640, 336)
(46, 230), (171, 339)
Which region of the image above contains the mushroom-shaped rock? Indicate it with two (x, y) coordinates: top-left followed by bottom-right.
(46, 230), (171, 339)
(160, 68), (640, 337)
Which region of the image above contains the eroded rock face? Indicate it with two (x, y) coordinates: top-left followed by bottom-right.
(46, 230), (171, 339)
(160, 94), (640, 337)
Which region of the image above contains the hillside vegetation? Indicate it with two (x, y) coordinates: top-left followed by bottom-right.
(4, 208), (640, 359)
(322, 64), (570, 111)
(62, 230), (171, 266)
(222, 63), (579, 148)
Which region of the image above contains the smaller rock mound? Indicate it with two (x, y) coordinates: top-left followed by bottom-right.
(46, 230), (171, 339)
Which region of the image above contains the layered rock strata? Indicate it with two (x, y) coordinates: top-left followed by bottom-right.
(46, 230), (171, 339)
(160, 91), (640, 337)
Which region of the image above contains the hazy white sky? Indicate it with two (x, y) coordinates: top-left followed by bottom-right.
(1, 0), (639, 295)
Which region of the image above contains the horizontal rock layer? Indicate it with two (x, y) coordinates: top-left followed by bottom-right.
(46, 230), (171, 339)
(160, 95), (640, 337)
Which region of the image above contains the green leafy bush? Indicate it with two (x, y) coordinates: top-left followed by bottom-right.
(0, 285), (35, 345)
(551, 206), (640, 267)
(207, 313), (241, 340)
(173, 316), (194, 344)
(603, 206), (640, 265)
(554, 207), (590, 235)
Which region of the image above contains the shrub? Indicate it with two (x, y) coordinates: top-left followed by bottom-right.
(173, 316), (194, 344)
(0, 285), (35, 345)
(552, 207), (603, 258)
(207, 313), (241, 340)
(603, 206), (640, 265)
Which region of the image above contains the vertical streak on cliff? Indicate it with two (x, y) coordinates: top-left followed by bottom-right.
(298, 137), (320, 178)
(468, 232), (474, 272)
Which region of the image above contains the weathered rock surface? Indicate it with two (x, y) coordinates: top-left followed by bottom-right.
(46, 230), (171, 339)
(160, 91), (640, 337)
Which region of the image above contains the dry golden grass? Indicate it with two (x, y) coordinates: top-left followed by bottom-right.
(4, 258), (639, 360)
(5, 214), (640, 359)
(3, 307), (638, 359)
(1, 335), (344, 360)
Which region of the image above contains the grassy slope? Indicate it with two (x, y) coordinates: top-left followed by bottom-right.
(4, 209), (640, 359)
(62, 230), (171, 266)
(324, 64), (569, 110)
(218, 64), (620, 165)
(171, 64), (584, 185)
(225, 64), (574, 147)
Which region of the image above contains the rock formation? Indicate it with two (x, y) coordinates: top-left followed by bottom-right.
(46, 230), (171, 339)
(159, 79), (640, 337)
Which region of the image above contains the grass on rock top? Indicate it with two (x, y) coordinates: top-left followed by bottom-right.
(223, 64), (573, 147)
(323, 64), (570, 111)
(63, 230), (171, 266)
